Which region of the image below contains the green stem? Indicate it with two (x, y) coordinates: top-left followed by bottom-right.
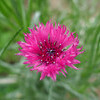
(48, 79), (54, 100)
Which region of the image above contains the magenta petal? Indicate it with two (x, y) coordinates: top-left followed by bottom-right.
(51, 74), (56, 81)
(40, 72), (46, 80)
(69, 64), (79, 70)
(60, 70), (66, 77)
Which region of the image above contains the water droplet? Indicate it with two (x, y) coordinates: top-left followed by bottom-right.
(53, 61), (55, 64)
(57, 53), (59, 55)
(40, 46), (42, 48)
(42, 54), (44, 57)
(59, 44), (61, 46)
(47, 61), (49, 64)
(50, 50), (53, 52)
(40, 42), (42, 44)
(51, 56), (53, 58)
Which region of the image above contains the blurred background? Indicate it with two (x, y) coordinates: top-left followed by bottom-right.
(0, 0), (100, 100)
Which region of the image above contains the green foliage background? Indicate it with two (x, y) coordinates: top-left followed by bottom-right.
(0, 0), (100, 100)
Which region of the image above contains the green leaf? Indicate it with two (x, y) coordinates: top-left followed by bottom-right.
(56, 82), (84, 99)
(17, 0), (26, 26)
(0, 0), (22, 27)
(26, 0), (33, 27)
(0, 27), (23, 58)
(0, 15), (18, 30)
(10, 0), (23, 26)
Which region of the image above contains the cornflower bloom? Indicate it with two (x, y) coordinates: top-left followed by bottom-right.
(17, 21), (84, 81)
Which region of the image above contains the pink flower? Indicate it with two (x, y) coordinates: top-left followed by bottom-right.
(17, 21), (85, 81)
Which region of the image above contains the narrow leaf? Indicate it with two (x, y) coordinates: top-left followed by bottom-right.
(0, 27), (23, 57)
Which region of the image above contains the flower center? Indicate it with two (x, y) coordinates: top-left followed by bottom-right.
(47, 49), (55, 55)
(39, 40), (62, 65)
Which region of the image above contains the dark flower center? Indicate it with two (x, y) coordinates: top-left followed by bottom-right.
(38, 40), (62, 65)
(47, 49), (55, 55)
